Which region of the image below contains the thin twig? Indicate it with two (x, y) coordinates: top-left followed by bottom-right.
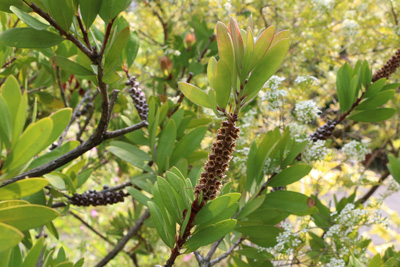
(76, 13), (91, 48)
(94, 209), (150, 267)
(1, 57), (16, 68)
(56, 66), (69, 107)
(358, 171), (390, 204)
(209, 237), (244, 266)
(69, 211), (114, 245)
(100, 18), (116, 56)
(56, 89), (92, 147)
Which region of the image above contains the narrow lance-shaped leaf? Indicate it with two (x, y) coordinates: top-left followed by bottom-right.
(52, 56), (95, 76)
(80, 0), (102, 28)
(251, 25), (275, 69)
(244, 38), (289, 101)
(0, 222), (24, 253)
(0, 28), (64, 48)
(41, 0), (74, 32)
(178, 82), (212, 108)
(213, 59), (232, 110)
(207, 57), (217, 88)
(0, 178), (49, 200)
(216, 22), (235, 74)
(348, 108), (396, 122)
(228, 18), (244, 74)
(10, 6), (49, 31)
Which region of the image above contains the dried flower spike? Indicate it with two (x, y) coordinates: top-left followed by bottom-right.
(372, 48), (400, 82)
(195, 115), (239, 201)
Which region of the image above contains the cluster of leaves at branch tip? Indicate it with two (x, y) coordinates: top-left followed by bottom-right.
(178, 16), (289, 201)
(71, 186), (127, 207)
(195, 116), (239, 201)
(372, 49), (400, 82)
(127, 76), (149, 121)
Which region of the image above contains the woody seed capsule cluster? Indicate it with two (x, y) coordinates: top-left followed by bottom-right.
(372, 49), (400, 82)
(310, 120), (337, 142)
(195, 116), (239, 201)
(126, 76), (149, 121)
(70, 186), (127, 206)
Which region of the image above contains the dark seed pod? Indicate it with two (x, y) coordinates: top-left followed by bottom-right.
(127, 76), (149, 121)
(372, 48), (400, 82)
(69, 187), (127, 207)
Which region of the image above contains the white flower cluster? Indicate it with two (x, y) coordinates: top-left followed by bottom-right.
(388, 177), (400, 192)
(342, 19), (359, 36)
(264, 157), (281, 174)
(294, 100), (321, 123)
(165, 48), (181, 56)
(262, 222), (303, 256)
(260, 76), (287, 109)
(302, 140), (329, 163)
(311, 0), (335, 10)
(323, 258), (346, 267)
(289, 122), (308, 142)
(341, 140), (370, 162)
(265, 75), (286, 90)
(295, 75), (319, 84)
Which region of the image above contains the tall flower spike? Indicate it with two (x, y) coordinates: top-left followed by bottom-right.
(372, 48), (400, 82)
(127, 76), (149, 121)
(195, 115), (239, 202)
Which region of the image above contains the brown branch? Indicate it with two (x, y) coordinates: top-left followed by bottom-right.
(94, 209), (150, 267)
(100, 18), (116, 57)
(1, 57), (16, 68)
(69, 211), (114, 245)
(24, 1), (94, 61)
(209, 237), (244, 266)
(358, 170), (390, 204)
(56, 66), (69, 107)
(76, 13), (91, 48)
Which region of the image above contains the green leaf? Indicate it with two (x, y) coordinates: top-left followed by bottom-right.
(52, 56), (94, 76)
(0, 222), (24, 253)
(125, 30), (139, 68)
(157, 177), (180, 222)
(105, 26), (130, 68)
(21, 238), (44, 267)
(216, 22), (234, 74)
(228, 18), (244, 74)
(263, 191), (318, 216)
(195, 193), (240, 225)
(281, 140), (308, 169)
(0, 200), (29, 209)
(241, 28), (254, 83)
(0, 0), (30, 13)
(271, 30), (289, 47)
(251, 25), (275, 69)
(244, 38), (289, 100)
(236, 195), (265, 220)
(3, 118), (53, 173)
(10, 6), (48, 31)
(0, 96), (12, 147)
(28, 141), (79, 170)
(213, 60), (232, 109)
(356, 90), (395, 110)
(348, 108), (396, 122)
(184, 219), (237, 252)
(126, 187), (151, 207)
(387, 155), (400, 184)
(170, 127), (207, 165)
(268, 164), (312, 187)
(368, 254), (383, 267)
(48, 108), (72, 143)
(363, 78), (386, 98)
(246, 208), (289, 225)
(236, 225), (280, 240)
(80, 0), (102, 28)
(1, 76), (27, 145)
(41, 0), (74, 32)
(0, 28), (64, 48)
(147, 201), (174, 248)
(99, 0), (132, 21)
(207, 57), (217, 88)
(178, 82), (212, 108)
(107, 141), (152, 172)
(0, 205), (60, 231)
(0, 178), (49, 200)
(156, 120), (176, 173)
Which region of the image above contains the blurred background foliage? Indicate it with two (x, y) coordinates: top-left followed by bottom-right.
(1, 0), (400, 266)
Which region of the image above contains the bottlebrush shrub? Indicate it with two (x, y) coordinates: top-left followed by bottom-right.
(0, 2), (399, 267)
